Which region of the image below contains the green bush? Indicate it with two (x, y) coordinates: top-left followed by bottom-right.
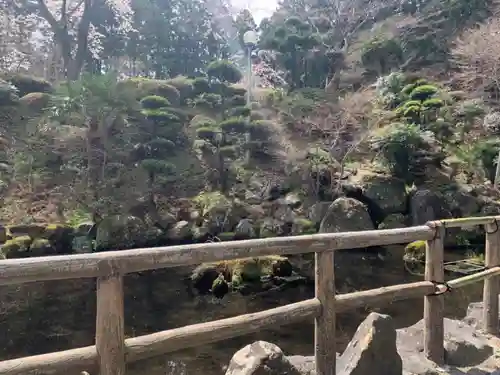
(248, 120), (274, 140)
(165, 76), (194, 103)
(139, 81), (180, 106)
(219, 117), (248, 134)
(207, 60), (243, 83)
(146, 138), (176, 156)
(140, 95), (171, 109)
(142, 109), (180, 123)
(229, 106), (251, 117)
(190, 115), (217, 128)
(192, 77), (211, 95)
(196, 126), (221, 141)
(369, 123), (436, 181)
(409, 84), (439, 101)
(229, 95), (246, 107)
(140, 159), (176, 175)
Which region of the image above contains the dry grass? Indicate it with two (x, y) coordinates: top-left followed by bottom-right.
(451, 16), (500, 99)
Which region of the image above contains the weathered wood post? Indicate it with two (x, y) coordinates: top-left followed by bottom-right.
(96, 265), (125, 375)
(314, 250), (336, 375)
(483, 218), (500, 335)
(424, 221), (445, 363)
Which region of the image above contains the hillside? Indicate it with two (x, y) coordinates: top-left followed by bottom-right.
(1, 0), (500, 372)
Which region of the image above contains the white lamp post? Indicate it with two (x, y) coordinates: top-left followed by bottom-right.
(242, 30), (258, 106)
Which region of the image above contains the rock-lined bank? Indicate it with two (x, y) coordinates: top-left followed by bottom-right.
(224, 298), (500, 375)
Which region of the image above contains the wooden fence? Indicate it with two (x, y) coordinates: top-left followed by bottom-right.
(0, 216), (500, 375)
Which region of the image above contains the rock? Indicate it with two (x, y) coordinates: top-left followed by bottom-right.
(245, 190), (262, 205)
(319, 197), (374, 233)
(72, 235), (93, 253)
(8, 224), (46, 238)
(284, 192), (302, 209)
(308, 202), (332, 225)
(235, 219), (256, 239)
(409, 189), (451, 225)
(287, 356), (318, 375)
(0, 225), (6, 243)
(225, 341), (302, 375)
(74, 221), (95, 236)
(445, 337), (493, 366)
(259, 218), (285, 238)
(442, 188), (480, 217)
(273, 201), (296, 223)
(378, 213), (407, 229)
(351, 173), (407, 214)
(167, 220), (192, 241)
(337, 312), (402, 375)
(95, 215), (148, 251)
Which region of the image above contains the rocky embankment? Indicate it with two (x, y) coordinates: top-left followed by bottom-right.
(1, 166), (499, 372)
(225, 298), (500, 375)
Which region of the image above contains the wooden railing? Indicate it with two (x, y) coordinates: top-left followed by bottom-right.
(0, 216), (500, 375)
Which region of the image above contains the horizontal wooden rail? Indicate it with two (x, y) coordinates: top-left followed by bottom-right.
(446, 266), (500, 289)
(0, 281), (436, 375)
(0, 225), (434, 286)
(433, 216), (499, 228)
(1, 215), (500, 375)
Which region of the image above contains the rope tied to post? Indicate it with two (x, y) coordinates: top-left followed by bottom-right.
(427, 280), (452, 296)
(485, 218), (499, 234)
(426, 220), (443, 241)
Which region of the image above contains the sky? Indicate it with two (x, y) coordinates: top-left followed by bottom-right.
(230, 0), (278, 23)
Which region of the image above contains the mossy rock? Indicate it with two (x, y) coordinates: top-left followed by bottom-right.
(19, 92), (51, 112)
(292, 218), (317, 235)
(404, 240), (426, 263)
(217, 232), (236, 241)
(1, 235), (33, 258)
(8, 224), (46, 238)
(29, 238), (56, 257)
(43, 224), (75, 254)
(191, 255), (293, 294)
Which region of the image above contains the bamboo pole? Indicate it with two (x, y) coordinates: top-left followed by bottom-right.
(314, 251), (336, 375)
(424, 221), (445, 364)
(483, 221), (500, 335)
(96, 274), (125, 375)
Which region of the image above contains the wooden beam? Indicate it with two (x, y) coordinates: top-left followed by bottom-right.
(314, 251), (336, 375)
(96, 274), (125, 375)
(447, 266), (500, 289)
(483, 221), (500, 335)
(125, 298), (320, 362)
(0, 280), (437, 374)
(431, 216), (500, 229)
(424, 221), (445, 364)
(0, 225), (434, 286)
(0, 346), (96, 375)
(335, 281), (435, 312)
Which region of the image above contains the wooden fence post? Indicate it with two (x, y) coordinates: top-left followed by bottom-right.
(96, 274), (125, 375)
(483, 220), (500, 335)
(314, 250), (336, 375)
(424, 221), (445, 364)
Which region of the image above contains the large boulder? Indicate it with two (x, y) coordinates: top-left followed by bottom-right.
(319, 197), (374, 233)
(350, 173), (407, 215)
(95, 215), (149, 251)
(337, 312), (402, 375)
(442, 186), (480, 217)
(409, 189), (452, 225)
(225, 341), (303, 375)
